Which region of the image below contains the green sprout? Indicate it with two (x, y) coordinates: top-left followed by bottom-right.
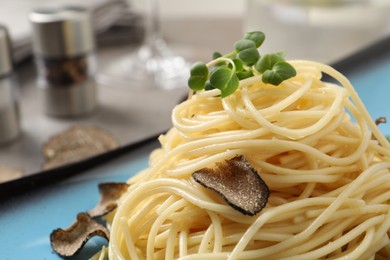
(188, 31), (296, 98)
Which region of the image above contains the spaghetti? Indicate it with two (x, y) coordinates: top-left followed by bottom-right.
(108, 60), (390, 259)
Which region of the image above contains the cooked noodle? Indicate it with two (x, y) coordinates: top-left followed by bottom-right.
(108, 60), (390, 260)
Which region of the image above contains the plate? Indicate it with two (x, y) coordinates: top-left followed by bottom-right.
(1, 37), (390, 259)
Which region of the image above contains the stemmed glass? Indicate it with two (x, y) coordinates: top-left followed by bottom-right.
(98, 0), (189, 90)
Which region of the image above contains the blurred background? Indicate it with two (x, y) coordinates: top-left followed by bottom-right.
(1, 0), (245, 63)
(3, 0), (390, 64)
(0, 0), (389, 182)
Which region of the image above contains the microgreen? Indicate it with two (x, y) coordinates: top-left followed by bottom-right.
(188, 62), (209, 91)
(244, 31), (265, 48)
(210, 67), (240, 98)
(261, 61), (297, 85)
(188, 31), (296, 98)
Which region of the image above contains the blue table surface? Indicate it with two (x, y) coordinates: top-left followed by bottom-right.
(0, 141), (159, 260)
(344, 54), (390, 136)
(1, 52), (390, 259)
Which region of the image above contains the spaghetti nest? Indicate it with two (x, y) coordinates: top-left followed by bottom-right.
(108, 60), (390, 260)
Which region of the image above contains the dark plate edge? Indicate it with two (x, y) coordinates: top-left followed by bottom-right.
(331, 34), (390, 72)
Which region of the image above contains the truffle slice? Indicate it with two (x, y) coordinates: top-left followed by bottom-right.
(50, 213), (109, 258)
(192, 156), (269, 216)
(42, 126), (119, 170)
(88, 182), (130, 217)
(375, 117), (387, 125)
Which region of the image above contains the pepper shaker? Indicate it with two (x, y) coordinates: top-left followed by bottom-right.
(29, 6), (97, 117)
(0, 25), (20, 145)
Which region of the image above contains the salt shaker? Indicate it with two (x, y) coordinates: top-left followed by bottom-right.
(0, 25), (20, 145)
(29, 6), (97, 117)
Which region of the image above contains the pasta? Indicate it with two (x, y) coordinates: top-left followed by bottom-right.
(108, 60), (390, 259)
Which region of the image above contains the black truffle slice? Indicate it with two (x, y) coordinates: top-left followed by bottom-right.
(50, 213), (109, 258)
(88, 182), (130, 217)
(192, 156), (269, 216)
(375, 117), (387, 125)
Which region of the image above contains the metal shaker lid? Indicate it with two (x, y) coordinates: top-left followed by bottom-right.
(0, 25), (13, 76)
(29, 6), (95, 58)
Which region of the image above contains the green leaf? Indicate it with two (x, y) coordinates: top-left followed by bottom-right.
(204, 80), (215, 90)
(254, 53), (284, 73)
(386, 135), (390, 142)
(234, 38), (261, 66)
(234, 39), (256, 52)
(213, 52), (222, 60)
(220, 74), (239, 98)
(276, 51), (287, 58)
(209, 67), (239, 98)
(238, 47), (260, 66)
(244, 31), (265, 48)
(262, 61), (297, 85)
(237, 70), (254, 80)
(188, 62), (209, 90)
(228, 58), (244, 72)
(212, 52), (226, 66)
(210, 67), (234, 88)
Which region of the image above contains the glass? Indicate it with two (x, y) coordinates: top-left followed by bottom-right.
(98, 0), (189, 90)
(245, 0), (390, 64)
